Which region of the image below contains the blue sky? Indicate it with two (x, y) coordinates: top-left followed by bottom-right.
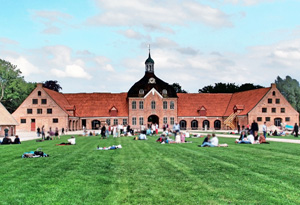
(1, 0), (300, 93)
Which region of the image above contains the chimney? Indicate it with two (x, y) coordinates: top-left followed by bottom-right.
(37, 83), (43, 88)
(271, 83), (276, 88)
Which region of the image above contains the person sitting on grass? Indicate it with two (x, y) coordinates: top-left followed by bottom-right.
(13, 135), (21, 144)
(238, 134), (255, 144)
(201, 134), (217, 147)
(1, 136), (12, 144)
(259, 133), (270, 144)
(201, 134), (211, 146)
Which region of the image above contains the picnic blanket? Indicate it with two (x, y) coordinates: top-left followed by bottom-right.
(96, 144), (122, 150)
(22, 151), (49, 158)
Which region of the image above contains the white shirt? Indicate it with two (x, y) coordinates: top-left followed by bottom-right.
(210, 137), (219, 146)
(262, 124), (267, 132)
(247, 135), (254, 144)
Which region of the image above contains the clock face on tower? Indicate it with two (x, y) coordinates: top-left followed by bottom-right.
(148, 77), (156, 84)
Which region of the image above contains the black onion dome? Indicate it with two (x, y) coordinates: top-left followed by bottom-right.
(127, 72), (178, 98)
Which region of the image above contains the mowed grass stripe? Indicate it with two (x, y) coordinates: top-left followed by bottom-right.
(1, 135), (300, 204)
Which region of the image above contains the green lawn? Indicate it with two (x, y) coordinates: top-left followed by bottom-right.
(1, 135), (300, 204)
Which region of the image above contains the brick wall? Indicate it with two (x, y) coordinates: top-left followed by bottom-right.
(13, 84), (69, 132)
(249, 84), (299, 131)
(128, 89), (177, 129)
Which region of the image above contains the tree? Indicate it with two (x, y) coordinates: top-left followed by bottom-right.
(199, 82), (238, 93)
(275, 76), (300, 112)
(198, 82), (264, 93)
(0, 59), (36, 113)
(171, 83), (187, 93)
(43, 80), (62, 92)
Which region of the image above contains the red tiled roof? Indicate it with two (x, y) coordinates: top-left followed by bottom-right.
(224, 87), (270, 116)
(178, 93), (232, 116)
(64, 93), (128, 117)
(43, 88), (72, 114)
(178, 87), (270, 117)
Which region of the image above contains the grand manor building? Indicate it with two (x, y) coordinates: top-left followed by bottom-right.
(13, 52), (299, 132)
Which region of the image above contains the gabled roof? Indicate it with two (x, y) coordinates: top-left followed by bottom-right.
(64, 92), (128, 117)
(178, 87), (270, 117)
(178, 93), (232, 117)
(0, 103), (18, 125)
(43, 88), (72, 114)
(224, 87), (270, 116)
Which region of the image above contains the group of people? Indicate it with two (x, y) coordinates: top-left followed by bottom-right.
(37, 126), (62, 140)
(0, 135), (21, 144)
(235, 130), (269, 144)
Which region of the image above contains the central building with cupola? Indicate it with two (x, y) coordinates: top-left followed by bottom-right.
(12, 51), (299, 132)
(127, 52), (178, 128)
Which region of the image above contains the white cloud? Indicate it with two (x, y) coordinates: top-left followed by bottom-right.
(32, 10), (73, 34)
(118, 29), (148, 40)
(224, 0), (275, 6)
(6, 56), (40, 76)
(87, 0), (232, 32)
(0, 37), (19, 45)
(51, 64), (92, 79)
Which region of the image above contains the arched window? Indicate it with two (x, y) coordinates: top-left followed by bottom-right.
(38, 91), (41, 96)
(170, 101), (174, 109)
(132, 101), (136, 109)
(214, 120), (221, 130)
(203, 120), (210, 130)
(139, 101), (144, 109)
(272, 91), (276, 96)
(163, 101), (167, 109)
(180, 120), (187, 130)
(151, 101), (156, 109)
(191, 120), (198, 130)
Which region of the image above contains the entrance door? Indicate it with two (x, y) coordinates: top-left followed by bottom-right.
(148, 115), (159, 127)
(31, 119), (36, 131)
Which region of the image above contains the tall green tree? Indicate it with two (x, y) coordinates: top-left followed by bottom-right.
(275, 76), (300, 112)
(0, 59), (36, 113)
(171, 83), (187, 93)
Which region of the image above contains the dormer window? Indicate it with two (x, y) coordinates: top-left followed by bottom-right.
(139, 89), (144, 95)
(162, 89), (167, 95)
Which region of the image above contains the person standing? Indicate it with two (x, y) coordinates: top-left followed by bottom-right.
(101, 124), (106, 139)
(41, 125), (45, 140)
(292, 123), (299, 137)
(54, 127), (60, 140)
(37, 127), (41, 137)
(173, 122), (180, 136)
(251, 120), (258, 135)
(61, 127), (65, 135)
(262, 122), (267, 139)
(4, 127), (9, 137)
